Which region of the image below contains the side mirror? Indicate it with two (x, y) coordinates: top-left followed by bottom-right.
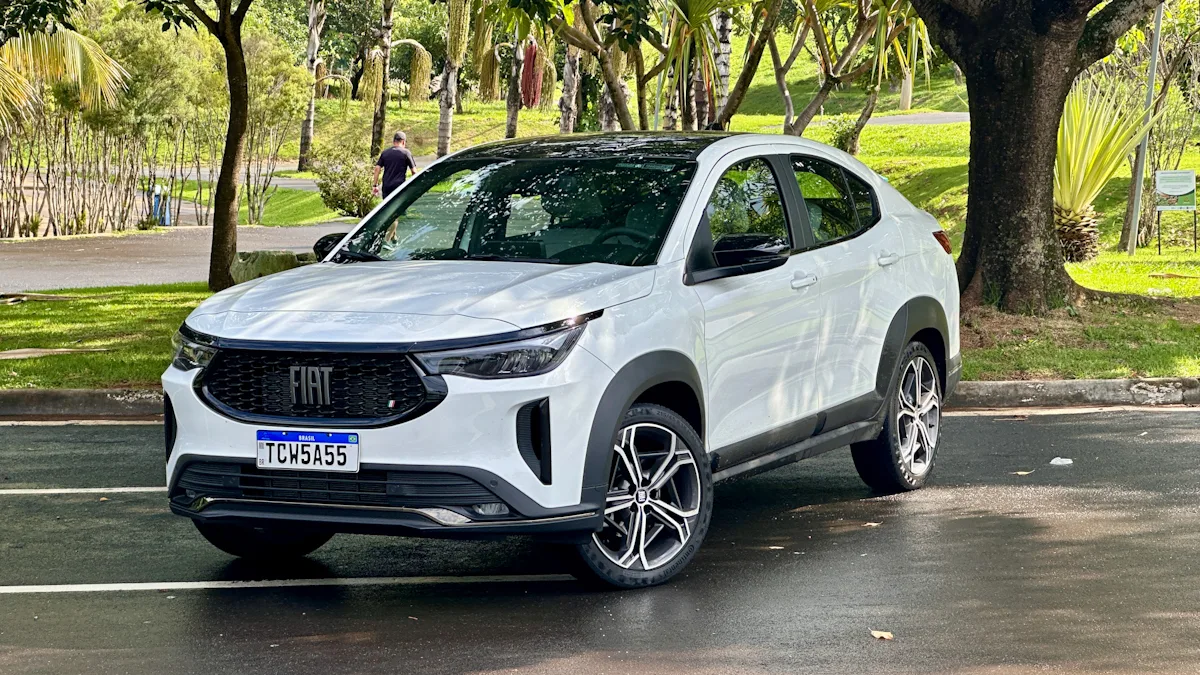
(314, 232), (349, 260)
(685, 252), (788, 285)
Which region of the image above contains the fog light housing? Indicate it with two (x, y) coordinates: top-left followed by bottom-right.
(473, 503), (510, 517)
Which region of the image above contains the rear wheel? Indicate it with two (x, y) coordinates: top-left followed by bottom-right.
(194, 521), (333, 560)
(851, 341), (942, 492)
(574, 404), (713, 588)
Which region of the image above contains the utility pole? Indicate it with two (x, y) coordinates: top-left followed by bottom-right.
(1126, 3), (1164, 255)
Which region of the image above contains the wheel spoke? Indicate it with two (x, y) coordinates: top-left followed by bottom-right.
(650, 501), (693, 543)
(605, 494), (635, 515)
(615, 508), (644, 568)
(650, 497), (699, 520)
(614, 435), (642, 487)
(649, 450), (695, 491)
(636, 508), (652, 570)
(646, 431), (679, 487)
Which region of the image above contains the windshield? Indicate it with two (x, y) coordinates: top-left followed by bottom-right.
(341, 156), (696, 266)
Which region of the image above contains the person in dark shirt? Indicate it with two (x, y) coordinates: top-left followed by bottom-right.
(373, 131), (417, 197)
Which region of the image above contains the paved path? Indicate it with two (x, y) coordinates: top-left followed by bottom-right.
(867, 111), (969, 125)
(0, 225), (348, 293)
(1, 409), (1198, 673)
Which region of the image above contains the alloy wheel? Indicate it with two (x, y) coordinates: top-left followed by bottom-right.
(593, 422), (702, 571)
(896, 356), (940, 477)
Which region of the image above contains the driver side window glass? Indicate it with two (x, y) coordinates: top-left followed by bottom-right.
(704, 158), (790, 255)
(378, 169), (476, 255)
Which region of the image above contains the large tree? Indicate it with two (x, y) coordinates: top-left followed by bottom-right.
(296, 0), (327, 172)
(909, 0), (1163, 312)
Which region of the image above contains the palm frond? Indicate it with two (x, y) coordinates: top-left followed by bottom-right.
(0, 27), (127, 111)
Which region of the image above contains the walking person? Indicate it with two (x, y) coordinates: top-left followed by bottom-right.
(373, 131), (417, 198)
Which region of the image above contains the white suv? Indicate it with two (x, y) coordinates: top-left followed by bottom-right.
(164, 133), (960, 588)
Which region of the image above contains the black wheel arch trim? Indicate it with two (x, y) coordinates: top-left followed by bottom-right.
(580, 351), (705, 509)
(876, 297), (950, 401)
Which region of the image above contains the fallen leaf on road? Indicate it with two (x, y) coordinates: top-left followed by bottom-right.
(409, 616), (419, 621)
(1011, 471), (1034, 476)
(870, 630), (894, 640)
(98, 497), (109, 502)
(863, 522), (882, 527)
(767, 545), (784, 550)
(1050, 457), (1073, 466)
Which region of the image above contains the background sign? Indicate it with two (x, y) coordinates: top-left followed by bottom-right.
(1155, 170), (1197, 211)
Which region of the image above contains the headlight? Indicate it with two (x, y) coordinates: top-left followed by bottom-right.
(413, 325), (585, 379)
(171, 329), (217, 371)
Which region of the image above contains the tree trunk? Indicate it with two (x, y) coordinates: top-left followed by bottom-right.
(559, 49), (580, 133)
(210, 27), (249, 292)
(845, 86), (878, 155)
(579, 0), (635, 131)
(506, 37), (523, 138)
(899, 71), (913, 111)
(632, 48), (649, 130)
(954, 51), (1077, 313)
(767, 36), (795, 129)
(713, 10), (732, 113)
(786, 78), (835, 136)
(297, 0), (326, 172)
(369, 0), (396, 158)
(714, 0), (784, 127)
(692, 64), (708, 129)
(437, 65), (458, 156)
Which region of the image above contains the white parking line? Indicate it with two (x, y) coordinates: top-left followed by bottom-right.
(0, 486), (167, 495)
(0, 574), (576, 594)
(0, 420), (161, 426)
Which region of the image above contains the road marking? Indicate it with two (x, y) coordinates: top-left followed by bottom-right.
(0, 574), (576, 595)
(0, 486), (167, 495)
(946, 405), (1198, 417)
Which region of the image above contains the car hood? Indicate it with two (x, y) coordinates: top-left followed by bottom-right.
(185, 260), (655, 343)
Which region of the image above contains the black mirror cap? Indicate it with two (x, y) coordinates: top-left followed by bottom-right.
(684, 252), (788, 285)
(314, 232), (349, 260)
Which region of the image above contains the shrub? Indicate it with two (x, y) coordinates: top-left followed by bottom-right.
(827, 114), (858, 153)
(313, 151), (379, 218)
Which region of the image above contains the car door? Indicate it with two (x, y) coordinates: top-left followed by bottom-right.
(789, 154), (909, 420)
(688, 153), (826, 466)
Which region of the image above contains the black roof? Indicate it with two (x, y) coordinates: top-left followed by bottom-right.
(453, 132), (737, 161)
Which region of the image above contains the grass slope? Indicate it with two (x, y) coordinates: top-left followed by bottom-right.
(176, 181), (341, 227)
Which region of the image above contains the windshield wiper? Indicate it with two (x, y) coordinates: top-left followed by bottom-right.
(463, 254), (560, 263)
(333, 249), (386, 263)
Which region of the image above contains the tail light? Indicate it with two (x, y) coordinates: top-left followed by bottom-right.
(932, 231), (953, 254)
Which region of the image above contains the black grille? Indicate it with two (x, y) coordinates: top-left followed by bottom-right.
(201, 349), (427, 423)
(175, 462), (498, 508)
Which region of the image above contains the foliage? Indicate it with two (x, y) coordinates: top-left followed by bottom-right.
(0, 25), (127, 129)
(313, 148), (379, 217)
(0, 0), (83, 44)
(1054, 81), (1159, 222)
(826, 113), (857, 151)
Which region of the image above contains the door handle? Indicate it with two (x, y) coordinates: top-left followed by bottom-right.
(791, 273), (818, 290)
(877, 252), (900, 267)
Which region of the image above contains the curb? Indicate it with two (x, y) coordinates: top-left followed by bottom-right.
(949, 378), (1200, 409)
(0, 389), (163, 419)
(1, 379), (1198, 419)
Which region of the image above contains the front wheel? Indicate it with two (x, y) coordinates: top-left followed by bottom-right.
(574, 404), (713, 588)
(194, 521), (333, 560)
(851, 341), (943, 493)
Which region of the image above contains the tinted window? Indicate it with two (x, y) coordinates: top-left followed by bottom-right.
(343, 157), (696, 266)
(845, 171), (880, 227)
(704, 158), (790, 256)
(791, 156), (858, 245)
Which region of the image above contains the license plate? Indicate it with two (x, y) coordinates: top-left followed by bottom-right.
(256, 430), (360, 473)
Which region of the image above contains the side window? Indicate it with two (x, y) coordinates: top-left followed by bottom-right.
(791, 156), (859, 245)
(704, 158), (790, 258)
(844, 171), (880, 228)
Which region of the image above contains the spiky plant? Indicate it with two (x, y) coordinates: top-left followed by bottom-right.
(1054, 81), (1161, 262)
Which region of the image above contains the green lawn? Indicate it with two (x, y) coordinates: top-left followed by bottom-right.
(175, 180), (342, 227)
(0, 284), (208, 389)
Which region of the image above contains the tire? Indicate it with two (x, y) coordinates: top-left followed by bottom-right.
(194, 521), (333, 560)
(574, 403), (713, 589)
(851, 341), (943, 493)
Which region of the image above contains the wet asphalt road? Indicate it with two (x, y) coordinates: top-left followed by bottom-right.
(2, 409), (1200, 674)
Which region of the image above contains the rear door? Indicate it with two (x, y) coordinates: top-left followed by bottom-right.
(689, 153), (826, 464)
(788, 155), (909, 419)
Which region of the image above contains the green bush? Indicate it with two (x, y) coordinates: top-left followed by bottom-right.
(313, 151), (379, 218)
(827, 114), (858, 153)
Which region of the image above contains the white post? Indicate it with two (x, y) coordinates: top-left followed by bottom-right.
(1126, 3), (1164, 255)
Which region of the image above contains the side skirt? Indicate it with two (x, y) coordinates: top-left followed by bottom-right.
(711, 418), (883, 484)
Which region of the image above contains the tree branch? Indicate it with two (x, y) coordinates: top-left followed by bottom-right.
(908, 0), (977, 66)
(549, 15), (601, 52)
(233, 0), (252, 25)
(179, 0), (219, 34)
(1078, 0), (1163, 67)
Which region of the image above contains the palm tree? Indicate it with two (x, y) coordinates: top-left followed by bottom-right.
(0, 26), (127, 130)
(661, 0), (743, 129)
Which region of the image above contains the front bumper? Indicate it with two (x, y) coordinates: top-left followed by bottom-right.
(163, 341), (616, 536)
